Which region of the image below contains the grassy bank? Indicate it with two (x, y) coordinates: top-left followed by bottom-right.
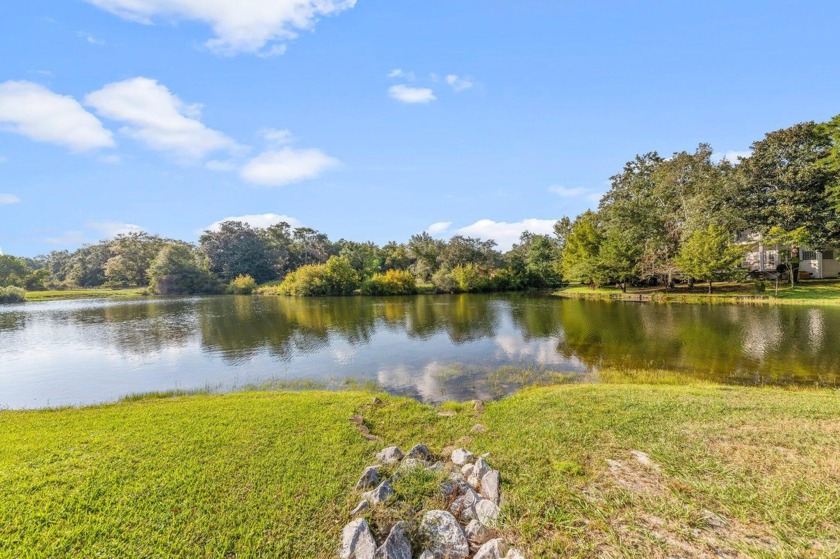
(556, 279), (840, 306)
(2, 383), (839, 557)
(24, 287), (149, 302)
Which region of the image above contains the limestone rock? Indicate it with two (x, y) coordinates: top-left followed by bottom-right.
(350, 499), (369, 515)
(420, 510), (469, 559)
(340, 518), (376, 559)
(473, 457), (491, 479)
(461, 463), (475, 478)
(451, 448), (476, 466)
(476, 499), (500, 528)
(355, 466), (380, 491)
(449, 487), (482, 522)
(399, 458), (427, 471)
(417, 552), (435, 559)
(405, 444), (433, 461)
(376, 446), (404, 464)
(363, 480), (394, 506)
(504, 548), (525, 559)
(427, 461), (445, 472)
(467, 474), (481, 491)
(464, 519), (492, 546)
(474, 538), (509, 559)
(374, 521), (411, 559)
(480, 469), (500, 504)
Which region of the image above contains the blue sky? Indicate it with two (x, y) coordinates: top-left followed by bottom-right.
(1, 1), (839, 256)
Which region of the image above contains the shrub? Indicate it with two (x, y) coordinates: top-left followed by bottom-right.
(276, 257), (360, 296)
(229, 274), (257, 295)
(361, 269), (418, 295)
(431, 269), (456, 293)
(0, 286), (26, 304)
(450, 264), (492, 292)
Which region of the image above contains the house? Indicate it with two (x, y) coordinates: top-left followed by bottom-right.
(736, 232), (840, 279)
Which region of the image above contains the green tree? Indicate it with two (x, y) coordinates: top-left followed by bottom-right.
(597, 226), (642, 292)
(407, 232), (444, 281)
(66, 242), (111, 287)
(562, 211), (603, 286)
(199, 221), (275, 283)
(149, 244), (215, 295)
(675, 225), (744, 293)
(336, 240), (382, 278)
(104, 232), (166, 286)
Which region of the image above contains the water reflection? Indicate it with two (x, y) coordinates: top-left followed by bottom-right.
(2, 294), (839, 409)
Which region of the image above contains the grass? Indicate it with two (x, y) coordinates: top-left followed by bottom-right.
(2, 381), (839, 557)
(556, 278), (840, 306)
(24, 287), (150, 302)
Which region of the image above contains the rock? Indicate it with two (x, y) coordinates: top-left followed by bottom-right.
(474, 400), (485, 413)
(428, 461), (445, 472)
(440, 474), (470, 498)
(372, 397), (383, 405)
(350, 499), (369, 515)
(474, 538), (509, 559)
(470, 424), (488, 434)
(464, 519), (492, 546)
(340, 518), (377, 559)
(504, 548), (525, 559)
(462, 464), (475, 478)
(363, 480), (394, 506)
(451, 448), (476, 466)
(405, 444), (433, 461)
(480, 469), (500, 504)
(473, 457), (491, 479)
(375, 521), (411, 559)
(467, 474), (481, 490)
(417, 552), (435, 559)
(449, 487), (482, 522)
(376, 446), (404, 464)
(355, 466), (380, 491)
(476, 499), (500, 528)
(420, 510), (470, 559)
(399, 457), (427, 471)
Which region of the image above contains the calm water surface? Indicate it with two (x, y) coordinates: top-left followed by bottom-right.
(1, 293), (839, 408)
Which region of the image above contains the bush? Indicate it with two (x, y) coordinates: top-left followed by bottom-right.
(361, 269), (418, 295)
(276, 257), (360, 296)
(431, 269), (457, 293)
(0, 286), (26, 304)
(229, 274), (257, 295)
(450, 264), (492, 292)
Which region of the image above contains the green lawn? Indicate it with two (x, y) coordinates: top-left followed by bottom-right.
(2, 383), (839, 557)
(24, 288), (150, 302)
(557, 279), (840, 305)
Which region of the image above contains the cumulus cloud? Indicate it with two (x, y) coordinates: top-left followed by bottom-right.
(204, 213), (301, 232)
(426, 221), (452, 235)
(712, 150), (751, 164)
(239, 147), (339, 187)
(455, 218), (557, 251)
(445, 74), (473, 92)
(88, 221), (145, 237)
(388, 84), (436, 104)
(86, 77), (236, 160)
(0, 81), (114, 151)
(85, 0), (357, 56)
(0, 193), (21, 204)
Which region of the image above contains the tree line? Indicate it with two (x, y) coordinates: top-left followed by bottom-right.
(2, 114), (838, 298)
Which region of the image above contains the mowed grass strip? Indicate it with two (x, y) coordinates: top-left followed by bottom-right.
(2, 384), (840, 557)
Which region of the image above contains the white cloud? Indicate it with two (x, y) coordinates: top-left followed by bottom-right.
(86, 77), (235, 160)
(239, 147), (339, 187)
(78, 31), (105, 45)
(204, 213), (301, 232)
(86, 0), (357, 56)
(261, 127), (294, 144)
(712, 150), (751, 164)
(455, 218), (557, 251)
(388, 84), (436, 104)
(445, 74), (473, 92)
(0, 193), (21, 204)
(388, 68), (415, 81)
(88, 221), (145, 238)
(0, 81), (114, 151)
(426, 221), (452, 235)
(549, 185), (603, 204)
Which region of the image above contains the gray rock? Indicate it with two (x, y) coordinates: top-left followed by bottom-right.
(473, 457), (491, 479)
(467, 473), (481, 491)
(399, 457), (426, 471)
(504, 548), (525, 559)
(440, 474), (470, 498)
(449, 487), (482, 522)
(376, 446), (404, 464)
(375, 521), (411, 559)
(405, 443), (433, 461)
(451, 448), (476, 466)
(474, 538), (509, 559)
(427, 461), (445, 472)
(350, 499), (370, 515)
(363, 480), (394, 506)
(480, 469), (500, 504)
(355, 466), (380, 491)
(461, 463), (475, 478)
(420, 510), (470, 559)
(464, 519), (492, 546)
(417, 552), (435, 559)
(340, 518), (377, 559)
(476, 499), (500, 528)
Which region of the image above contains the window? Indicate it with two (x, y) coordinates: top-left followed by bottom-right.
(764, 251), (776, 268)
(823, 250), (835, 260)
(802, 250), (817, 260)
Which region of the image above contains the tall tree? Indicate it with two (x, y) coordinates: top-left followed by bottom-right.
(675, 225), (744, 293)
(562, 210), (604, 286)
(199, 221), (275, 283)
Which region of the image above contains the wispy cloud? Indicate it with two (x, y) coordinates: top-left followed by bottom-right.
(0, 193), (21, 204)
(77, 31), (105, 45)
(388, 84), (436, 104)
(549, 185), (603, 204)
(0, 80), (114, 152)
(387, 68), (416, 81)
(85, 0), (357, 56)
(88, 221), (145, 237)
(445, 74), (473, 92)
(426, 221), (452, 235)
(240, 147), (339, 187)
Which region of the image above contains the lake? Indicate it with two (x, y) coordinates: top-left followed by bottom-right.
(2, 293), (838, 409)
